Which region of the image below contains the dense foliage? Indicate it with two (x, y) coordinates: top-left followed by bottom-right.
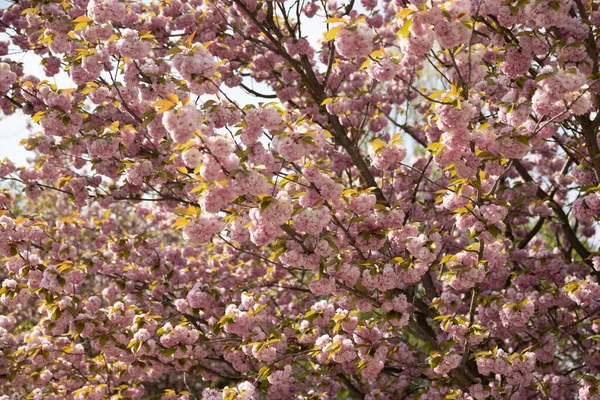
(0, 0), (599, 398)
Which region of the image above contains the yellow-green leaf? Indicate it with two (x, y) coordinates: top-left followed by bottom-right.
(398, 19), (413, 38)
(325, 17), (346, 23)
(74, 22), (89, 31)
(426, 142), (444, 151)
(167, 93), (179, 104)
(139, 30), (154, 40)
(396, 8), (415, 19)
(32, 111), (45, 123)
(73, 16), (92, 23)
(429, 89), (446, 99)
(154, 99), (176, 113)
(174, 217), (190, 230)
(324, 26), (343, 42)
(370, 47), (385, 58)
(371, 138), (386, 150)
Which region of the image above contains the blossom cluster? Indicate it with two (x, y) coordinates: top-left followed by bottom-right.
(0, 0), (598, 398)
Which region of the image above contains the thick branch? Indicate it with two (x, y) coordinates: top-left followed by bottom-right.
(513, 160), (592, 267)
(518, 217), (545, 249)
(337, 373), (364, 399)
(578, 116), (600, 183)
(327, 114), (387, 204)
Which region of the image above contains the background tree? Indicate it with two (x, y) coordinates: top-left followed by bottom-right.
(0, 0), (599, 398)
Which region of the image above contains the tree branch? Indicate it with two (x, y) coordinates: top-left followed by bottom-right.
(513, 160), (592, 267)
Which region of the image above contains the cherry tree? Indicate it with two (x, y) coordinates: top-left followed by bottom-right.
(0, 0), (599, 398)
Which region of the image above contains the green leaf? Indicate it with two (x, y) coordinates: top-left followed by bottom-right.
(165, 347), (176, 357)
(535, 71), (555, 82)
(439, 254), (456, 264)
(301, 136), (315, 145)
(259, 196), (273, 211)
(141, 114), (155, 129)
(257, 365), (273, 380)
(515, 135), (530, 145)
